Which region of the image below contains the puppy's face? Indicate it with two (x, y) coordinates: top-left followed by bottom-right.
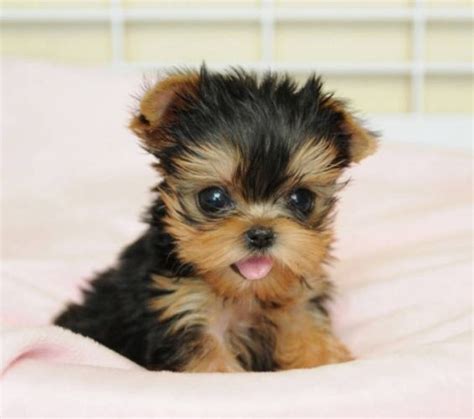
(130, 68), (377, 303)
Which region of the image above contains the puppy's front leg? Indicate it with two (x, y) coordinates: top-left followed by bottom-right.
(184, 334), (244, 373)
(273, 308), (353, 370)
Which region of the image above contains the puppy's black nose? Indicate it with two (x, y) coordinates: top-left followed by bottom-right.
(245, 226), (275, 249)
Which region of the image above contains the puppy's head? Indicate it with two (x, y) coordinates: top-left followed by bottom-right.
(130, 67), (378, 303)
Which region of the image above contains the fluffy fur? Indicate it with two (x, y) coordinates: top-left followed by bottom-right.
(54, 67), (378, 372)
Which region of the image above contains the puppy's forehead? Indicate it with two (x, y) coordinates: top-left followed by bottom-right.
(239, 137), (340, 199)
(237, 134), (290, 201)
(171, 136), (339, 199)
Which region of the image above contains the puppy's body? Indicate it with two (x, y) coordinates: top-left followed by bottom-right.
(56, 222), (343, 372)
(55, 68), (376, 372)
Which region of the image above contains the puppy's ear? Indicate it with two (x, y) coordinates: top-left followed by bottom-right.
(129, 72), (199, 152)
(325, 98), (378, 163)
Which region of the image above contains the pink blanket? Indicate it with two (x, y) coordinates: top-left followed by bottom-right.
(1, 60), (472, 417)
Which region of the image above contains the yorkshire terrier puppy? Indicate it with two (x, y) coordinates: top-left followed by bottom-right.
(54, 67), (377, 372)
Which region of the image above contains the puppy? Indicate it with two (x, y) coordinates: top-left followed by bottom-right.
(54, 67), (377, 372)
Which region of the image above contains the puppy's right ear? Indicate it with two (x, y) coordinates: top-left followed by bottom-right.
(129, 72), (199, 152)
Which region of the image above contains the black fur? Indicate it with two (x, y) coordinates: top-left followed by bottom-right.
(55, 219), (200, 370)
(151, 68), (352, 200)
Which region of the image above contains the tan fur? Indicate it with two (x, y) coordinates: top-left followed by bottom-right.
(325, 98), (378, 163)
(149, 274), (350, 372)
(172, 143), (239, 189)
(150, 275), (212, 334)
(163, 208), (332, 302)
(271, 305), (353, 369)
(287, 139), (342, 186)
(129, 72), (199, 151)
(150, 275), (265, 372)
(184, 334), (244, 372)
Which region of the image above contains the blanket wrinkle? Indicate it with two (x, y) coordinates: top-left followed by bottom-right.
(2, 326), (141, 377)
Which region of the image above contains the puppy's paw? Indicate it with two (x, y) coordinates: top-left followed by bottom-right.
(186, 356), (244, 373)
(325, 340), (354, 363)
(276, 329), (354, 370)
(183, 337), (245, 373)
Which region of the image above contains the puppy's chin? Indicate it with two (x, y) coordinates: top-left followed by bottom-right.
(201, 258), (305, 303)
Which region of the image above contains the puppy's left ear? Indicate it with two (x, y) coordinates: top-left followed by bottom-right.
(325, 98), (379, 163)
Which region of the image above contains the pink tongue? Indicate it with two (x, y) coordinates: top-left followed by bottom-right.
(234, 256), (273, 280)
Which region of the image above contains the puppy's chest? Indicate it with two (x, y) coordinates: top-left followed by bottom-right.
(151, 275), (269, 342)
(205, 299), (277, 370)
(206, 299), (262, 344)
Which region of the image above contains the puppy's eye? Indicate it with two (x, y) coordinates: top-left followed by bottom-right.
(198, 187), (233, 214)
(288, 188), (314, 215)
